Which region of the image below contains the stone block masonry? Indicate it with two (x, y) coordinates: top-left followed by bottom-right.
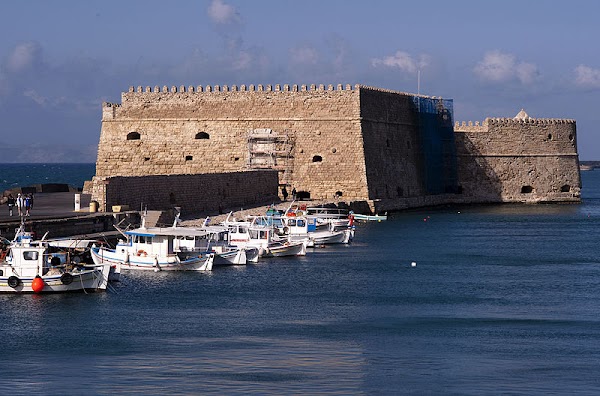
(91, 170), (279, 214)
(92, 84), (581, 213)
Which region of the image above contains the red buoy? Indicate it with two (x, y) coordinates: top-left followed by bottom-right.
(31, 276), (45, 293)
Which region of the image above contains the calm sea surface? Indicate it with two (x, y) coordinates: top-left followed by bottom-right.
(0, 163), (95, 192)
(2, 167), (600, 395)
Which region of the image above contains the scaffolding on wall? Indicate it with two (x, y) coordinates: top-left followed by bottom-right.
(411, 96), (458, 195)
(247, 128), (295, 186)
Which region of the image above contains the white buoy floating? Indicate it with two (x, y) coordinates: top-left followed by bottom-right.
(411, 261), (417, 267)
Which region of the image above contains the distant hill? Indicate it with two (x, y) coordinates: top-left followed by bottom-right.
(580, 161), (600, 170)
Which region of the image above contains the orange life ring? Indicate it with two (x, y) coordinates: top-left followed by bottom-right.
(137, 250), (148, 257)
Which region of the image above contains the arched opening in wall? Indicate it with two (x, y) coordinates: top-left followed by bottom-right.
(569, 134), (574, 142)
(335, 191), (343, 198)
(397, 186), (404, 197)
(296, 191), (311, 201)
(312, 155), (322, 163)
(169, 192), (176, 204)
(185, 155), (193, 161)
(144, 157), (150, 161)
(127, 132), (140, 140)
(561, 184), (571, 192)
(195, 132), (210, 139)
(547, 133), (553, 140)
(521, 185), (533, 194)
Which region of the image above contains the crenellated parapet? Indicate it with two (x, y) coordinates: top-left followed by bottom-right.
(120, 83), (441, 100)
(455, 116), (576, 131)
(126, 83), (361, 94)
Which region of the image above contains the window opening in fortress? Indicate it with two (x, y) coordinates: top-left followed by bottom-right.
(296, 191), (310, 200)
(521, 185), (533, 194)
(561, 185), (571, 192)
(144, 157), (150, 161)
(335, 191), (343, 197)
(569, 134), (574, 141)
(127, 132), (140, 140)
(185, 155), (193, 161)
(547, 134), (553, 140)
(195, 132), (210, 139)
(312, 155), (322, 162)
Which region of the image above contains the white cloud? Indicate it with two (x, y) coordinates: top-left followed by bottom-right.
(6, 41), (42, 73)
(23, 89), (48, 106)
(574, 65), (600, 88)
(290, 46), (319, 65)
(207, 0), (240, 24)
(371, 51), (430, 74)
(474, 50), (539, 84)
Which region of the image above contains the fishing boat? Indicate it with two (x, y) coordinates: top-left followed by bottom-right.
(48, 238), (122, 281)
(350, 212), (387, 221)
(274, 213), (353, 246)
(90, 225), (214, 272)
(0, 226), (111, 293)
(223, 214), (306, 257)
(265, 240), (307, 257)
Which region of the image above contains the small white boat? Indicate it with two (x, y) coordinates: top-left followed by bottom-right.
(351, 212), (387, 221)
(90, 225), (214, 272)
(265, 240), (307, 257)
(48, 238), (122, 282)
(0, 226), (110, 293)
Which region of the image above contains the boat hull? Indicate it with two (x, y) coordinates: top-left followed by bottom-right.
(0, 266), (110, 293)
(266, 241), (307, 257)
(91, 247), (213, 272)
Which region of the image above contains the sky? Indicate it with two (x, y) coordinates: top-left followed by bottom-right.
(0, 0), (599, 162)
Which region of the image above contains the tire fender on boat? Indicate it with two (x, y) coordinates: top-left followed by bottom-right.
(7, 275), (20, 288)
(60, 273), (74, 285)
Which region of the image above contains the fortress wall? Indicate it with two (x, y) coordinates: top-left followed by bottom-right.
(358, 88), (426, 201)
(95, 84), (371, 204)
(90, 170), (279, 213)
(454, 118), (581, 202)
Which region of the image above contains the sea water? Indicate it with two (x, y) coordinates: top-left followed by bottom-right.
(1, 167), (600, 394)
(0, 163), (95, 193)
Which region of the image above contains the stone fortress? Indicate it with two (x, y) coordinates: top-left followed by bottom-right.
(90, 83), (581, 214)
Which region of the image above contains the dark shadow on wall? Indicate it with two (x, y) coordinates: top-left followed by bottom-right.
(454, 132), (504, 202)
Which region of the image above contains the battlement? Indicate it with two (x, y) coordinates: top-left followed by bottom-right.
(115, 83), (434, 97)
(125, 83), (360, 94)
(455, 116), (576, 132)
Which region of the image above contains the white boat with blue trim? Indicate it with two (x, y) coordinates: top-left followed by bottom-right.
(90, 225), (214, 272)
(0, 227), (111, 293)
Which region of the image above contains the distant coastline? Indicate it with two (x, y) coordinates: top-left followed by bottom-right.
(580, 161), (600, 171)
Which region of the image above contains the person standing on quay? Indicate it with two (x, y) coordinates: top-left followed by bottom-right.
(6, 194), (15, 216)
(281, 186), (288, 201)
(15, 193), (24, 216)
(292, 187), (297, 201)
(24, 194), (32, 216)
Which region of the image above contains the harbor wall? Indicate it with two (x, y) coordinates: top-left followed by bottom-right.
(90, 170), (279, 214)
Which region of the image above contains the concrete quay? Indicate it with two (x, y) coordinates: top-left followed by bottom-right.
(0, 192), (128, 240)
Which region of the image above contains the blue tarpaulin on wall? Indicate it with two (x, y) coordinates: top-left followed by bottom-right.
(411, 96), (458, 195)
